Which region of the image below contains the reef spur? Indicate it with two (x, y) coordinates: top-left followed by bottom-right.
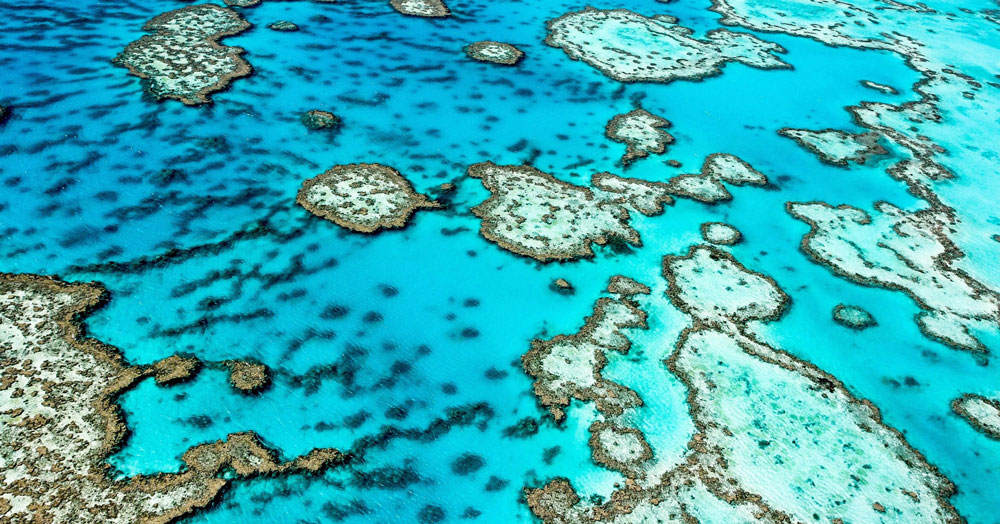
(114, 4), (252, 105)
(0, 274), (344, 523)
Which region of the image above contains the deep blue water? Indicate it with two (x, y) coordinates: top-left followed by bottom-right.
(1, 0), (998, 522)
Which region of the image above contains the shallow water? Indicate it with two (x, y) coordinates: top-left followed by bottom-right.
(1, 0), (998, 522)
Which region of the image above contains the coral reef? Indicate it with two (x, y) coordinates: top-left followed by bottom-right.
(464, 41), (524, 65)
(710, 0), (1000, 352)
(779, 128), (888, 166)
(468, 163), (644, 262)
(951, 394), (1000, 440)
(666, 152), (767, 203)
(389, 0), (449, 18)
(789, 201), (999, 352)
(301, 110), (341, 130)
(468, 155), (766, 260)
(297, 163), (438, 233)
(0, 273), (345, 524)
(269, 20), (299, 31)
(604, 108), (674, 165)
(114, 5), (251, 105)
(521, 276), (650, 422)
(524, 246), (961, 524)
(833, 304), (876, 329)
(699, 221), (741, 245)
(545, 8), (789, 83)
(224, 359), (271, 394)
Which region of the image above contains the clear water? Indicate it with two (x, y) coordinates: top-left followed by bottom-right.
(1, 0), (997, 522)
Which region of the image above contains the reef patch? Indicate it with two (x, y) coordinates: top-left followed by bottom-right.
(301, 110), (341, 131)
(268, 21), (299, 31)
(604, 108), (674, 166)
(951, 394), (1000, 440)
(389, 0), (450, 18)
(779, 128), (888, 167)
(521, 276), (650, 422)
(666, 152), (767, 203)
(464, 41), (524, 65)
(114, 4), (252, 105)
(0, 273), (345, 523)
(524, 245), (961, 524)
(789, 201), (999, 352)
(545, 8), (789, 83)
(699, 221), (741, 245)
(833, 304), (876, 329)
(224, 359), (271, 394)
(297, 163), (439, 234)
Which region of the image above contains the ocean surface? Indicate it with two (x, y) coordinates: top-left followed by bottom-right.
(1, 0), (998, 522)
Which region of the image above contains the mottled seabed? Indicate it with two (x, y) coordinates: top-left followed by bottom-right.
(1, 0), (999, 523)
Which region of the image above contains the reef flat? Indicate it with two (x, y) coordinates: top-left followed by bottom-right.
(779, 128), (887, 167)
(710, 0), (1000, 356)
(666, 152), (768, 203)
(605, 109), (674, 166)
(522, 276), (650, 421)
(464, 41), (524, 65)
(467, 163), (671, 261)
(389, 0), (450, 18)
(5, 0), (1000, 519)
(833, 304), (877, 330)
(545, 8), (789, 83)
(699, 221), (741, 245)
(789, 201), (999, 353)
(297, 163), (438, 233)
(0, 274), (343, 523)
(469, 154), (766, 261)
(951, 394), (1000, 440)
(114, 5), (251, 105)
(526, 246), (961, 523)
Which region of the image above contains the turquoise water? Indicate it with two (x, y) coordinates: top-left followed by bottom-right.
(1, 0), (998, 522)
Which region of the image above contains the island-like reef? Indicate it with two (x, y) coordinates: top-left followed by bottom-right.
(605, 108), (674, 165)
(297, 163), (439, 233)
(524, 246), (961, 524)
(545, 8), (789, 83)
(389, 0), (450, 17)
(464, 41), (525, 66)
(951, 394), (1000, 440)
(0, 274), (344, 523)
(114, 4), (252, 105)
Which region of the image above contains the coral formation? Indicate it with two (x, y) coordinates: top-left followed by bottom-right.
(699, 221), (741, 245)
(297, 163), (438, 233)
(789, 201), (999, 352)
(268, 20), (299, 31)
(468, 155), (766, 260)
(0, 273), (345, 524)
(464, 41), (524, 65)
(545, 8), (789, 83)
(779, 128), (888, 166)
(951, 394), (1000, 440)
(301, 110), (341, 130)
(666, 152), (767, 203)
(604, 108), (674, 165)
(524, 246), (961, 524)
(224, 359), (271, 394)
(833, 304), (876, 329)
(710, 0), (1000, 352)
(468, 163), (643, 262)
(389, 0), (449, 17)
(521, 276), (650, 422)
(114, 5), (252, 105)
